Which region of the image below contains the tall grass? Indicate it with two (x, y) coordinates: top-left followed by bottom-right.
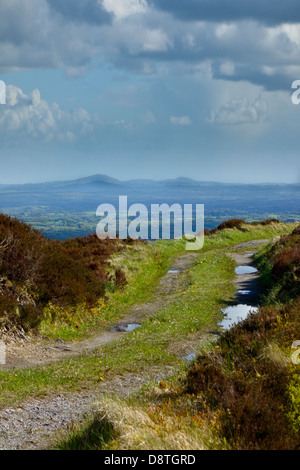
(56, 394), (212, 450)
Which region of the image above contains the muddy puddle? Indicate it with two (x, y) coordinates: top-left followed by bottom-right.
(235, 265), (258, 275)
(110, 323), (141, 333)
(181, 352), (197, 362)
(237, 289), (253, 295)
(220, 253), (259, 330)
(219, 304), (258, 330)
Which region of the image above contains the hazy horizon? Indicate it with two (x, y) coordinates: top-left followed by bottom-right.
(0, 172), (299, 187)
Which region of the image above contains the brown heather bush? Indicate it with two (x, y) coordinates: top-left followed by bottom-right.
(209, 219), (245, 234)
(184, 222), (299, 449)
(272, 235), (300, 278)
(263, 231), (300, 301)
(250, 218), (281, 226)
(0, 214), (138, 330)
(292, 225), (300, 236)
(183, 294), (300, 449)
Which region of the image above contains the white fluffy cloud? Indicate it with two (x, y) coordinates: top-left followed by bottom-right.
(0, 85), (93, 142)
(102, 0), (147, 20)
(206, 96), (268, 125)
(170, 115), (192, 126)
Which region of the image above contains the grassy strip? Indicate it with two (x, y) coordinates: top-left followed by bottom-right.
(89, 250), (235, 373)
(201, 221), (295, 252)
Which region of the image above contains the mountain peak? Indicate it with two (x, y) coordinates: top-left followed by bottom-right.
(73, 174), (121, 185)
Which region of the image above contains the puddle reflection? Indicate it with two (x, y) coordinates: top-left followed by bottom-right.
(220, 304), (258, 330)
(235, 266), (258, 275)
(111, 323), (141, 332)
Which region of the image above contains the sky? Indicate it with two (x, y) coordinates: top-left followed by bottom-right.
(0, 0), (300, 184)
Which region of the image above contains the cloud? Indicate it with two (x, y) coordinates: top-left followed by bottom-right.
(47, 0), (112, 25)
(140, 20), (300, 91)
(113, 119), (133, 130)
(0, 0), (299, 91)
(0, 85), (93, 142)
(143, 110), (156, 124)
(170, 115), (192, 126)
(150, 0), (300, 26)
(0, 81), (5, 104)
(0, 0), (172, 76)
(103, 0), (147, 20)
(206, 96), (268, 125)
(0, 0), (100, 74)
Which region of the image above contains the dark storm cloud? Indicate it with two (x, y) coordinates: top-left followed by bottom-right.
(47, 0), (112, 25)
(150, 0), (300, 25)
(212, 63), (294, 92)
(0, 0), (299, 92)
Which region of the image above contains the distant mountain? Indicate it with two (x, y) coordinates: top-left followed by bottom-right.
(0, 174), (299, 239)
(0, 174), (124, 193)
(0, 175), (299, 206)
(0, 174), (299, 216)
(1, 174), (299, 191)
(51, 174), (125, 193)
(162, 177), (198, 185)
(60, 174), (122, 187)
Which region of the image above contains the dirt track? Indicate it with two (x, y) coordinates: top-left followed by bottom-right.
(0, 240), (269, 450)
(0, 251), (200, 450)
(3, 252), (199, 369)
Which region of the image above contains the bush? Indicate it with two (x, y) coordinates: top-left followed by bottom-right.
(210, 219), (245, 234)
(292, 225), (300, 236)
(183, 299), (300, 449)
(251, 219), (280, 226)
(0, 215), (134, 330)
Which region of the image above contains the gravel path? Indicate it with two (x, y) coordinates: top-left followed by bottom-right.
(0, 369), (172, 450)
(0, 392), (95, 450)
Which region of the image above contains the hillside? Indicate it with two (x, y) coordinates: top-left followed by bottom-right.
(0, 216), (298, 450)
